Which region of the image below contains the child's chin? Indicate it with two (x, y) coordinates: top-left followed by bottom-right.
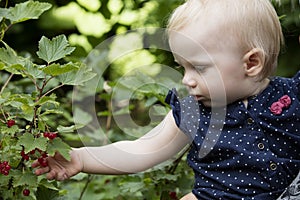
(202, 100), (227, 108)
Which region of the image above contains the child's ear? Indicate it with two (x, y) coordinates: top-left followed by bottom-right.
(242, 48), (265, 77)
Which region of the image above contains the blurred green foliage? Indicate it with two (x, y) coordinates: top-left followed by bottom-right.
(0, 0), (299, 199)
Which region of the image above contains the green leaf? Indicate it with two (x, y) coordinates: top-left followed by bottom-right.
(17, 133), (48, 153)
(42, 62), (78, 76)
(36, 185), (59, 200)
(0, 125), (19, 135)
(119, 181), (145, 193)
(3, 1), (52, 24)
(57, 63), (96, 85)
(24, 62), (46, 79)
(0, 42), (25, 74)
(40, 109), (63, 117)
(47, 138), (71, 161)
(38, 179), (59, 191)
(34, 94), (59, 107)
(0, 8), (9, 22)
(21, 104), (34, 120)
(36, 35), (75, 63)
(57, 124), (84, 133)
(13, 171), (38, 187)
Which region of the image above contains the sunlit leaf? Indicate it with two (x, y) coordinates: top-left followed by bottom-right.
(0, 42), (25, 74)
(57, 63), (96, 85)
(17, 133), (48, 153)
(2, 1), (52, 24)
(42, 62), (78, 76)
(13, 171), (38, 187)
(36, 35), (75, 63)
(57, 124), (84, 133)
(34, 94), (59, 107)
(47, 138), (71, 161)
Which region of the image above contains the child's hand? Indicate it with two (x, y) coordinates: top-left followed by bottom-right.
(32, 149), (83, 181)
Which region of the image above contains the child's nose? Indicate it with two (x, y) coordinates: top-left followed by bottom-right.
(182, 73), (197, 88)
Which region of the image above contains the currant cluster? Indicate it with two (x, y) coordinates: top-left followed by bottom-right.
(37, 152), (48, 167)
(0, 161), (11, 176)
(20, 148), (48, 167)
(43, 132), (57, 140)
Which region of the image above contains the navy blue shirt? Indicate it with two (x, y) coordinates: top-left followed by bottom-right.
(165, 71), (300, 200)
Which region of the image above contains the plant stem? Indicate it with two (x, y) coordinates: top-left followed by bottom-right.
(167, 146), (190, 174)
(40, 83), (64, 100)
(78, 175), (93, 200)
(0, 73), (13, 95)
(0, 107), (7, 121)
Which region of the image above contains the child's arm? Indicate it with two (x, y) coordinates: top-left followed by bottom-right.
(33, 111), (190, 180)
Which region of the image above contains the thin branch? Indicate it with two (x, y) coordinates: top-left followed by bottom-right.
(0, 73), (13, 95)
(40, 83), (65, 100)
(78, 175), (93, 200)
(0, 107), (7, 121)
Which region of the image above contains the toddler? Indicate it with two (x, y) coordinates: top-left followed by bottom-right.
(33, 0), (300, 199)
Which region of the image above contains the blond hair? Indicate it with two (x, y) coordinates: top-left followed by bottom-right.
(167, 0), (284, 79)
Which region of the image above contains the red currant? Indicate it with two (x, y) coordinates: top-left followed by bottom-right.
(23, 189), (30, 196)
(169, 191), (178, 200)
(38, 157), (48, 167)
(29, 149), (36, 154)
(48, 132), (57, 140)
(43, 132), (50, 138)
(21, 150), (30, 161)
(0, 160), (11, 176)
(7, 119), (15, 128)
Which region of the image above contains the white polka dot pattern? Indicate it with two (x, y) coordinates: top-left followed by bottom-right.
(165, 71), (300, 200)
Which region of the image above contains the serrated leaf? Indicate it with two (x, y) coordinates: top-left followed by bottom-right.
(0, 42), (25, 74)
(42, 62), (78, 76)
(34, 94), (59, 107)
(4, 1), (52, 24)
(0, 8), (9, 22)
(57, 63), (96, 85)
(119, 182), (145, 193)
(13, 171), (38, 187)
(9, 94), (34, 105)
(17, 133), (48, 153)
(36, 35), (75, 63)
(21, 104), (34, 120)
(24, 62), (46, 79)
(0, 125), (19, 135)
(36, 184), (59, 200)
(38, 120), (46, 132)
(40, 109), (63, 117)
(38, 179), (59, 191)
(47, 138), (71, 161)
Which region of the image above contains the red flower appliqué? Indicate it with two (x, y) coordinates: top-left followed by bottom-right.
(270, 95), (291, 115)
(279, 95), (291, 108)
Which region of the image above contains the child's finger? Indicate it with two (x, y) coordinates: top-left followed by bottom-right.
(46, 170), (57, 180)
(34, 166), (50, 176)
(31, 160), (40, 168)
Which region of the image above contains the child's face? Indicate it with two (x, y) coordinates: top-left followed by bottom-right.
(169, 19), (253, 107)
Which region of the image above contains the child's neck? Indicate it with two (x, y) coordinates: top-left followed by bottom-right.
(243, 78), (270, 108)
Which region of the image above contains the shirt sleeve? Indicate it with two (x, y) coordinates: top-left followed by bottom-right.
(165, 88), (200, 140)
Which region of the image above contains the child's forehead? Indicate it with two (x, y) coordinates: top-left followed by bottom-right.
(168, 18), (229, 51)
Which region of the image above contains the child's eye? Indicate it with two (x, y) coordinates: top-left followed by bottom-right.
(194, 66), (207, 72)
